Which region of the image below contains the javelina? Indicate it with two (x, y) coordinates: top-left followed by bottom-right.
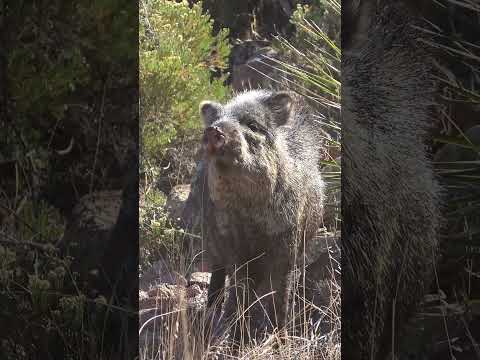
(342, 1), (441, 359)
(187, 90), (325, 339)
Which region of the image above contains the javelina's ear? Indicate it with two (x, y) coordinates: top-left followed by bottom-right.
(199, 101), (221, 126)
(264, 91), (293, 127)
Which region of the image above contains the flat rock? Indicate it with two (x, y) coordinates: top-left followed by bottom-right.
(165, 184), (191, 226)
(188, 272), (211, 288)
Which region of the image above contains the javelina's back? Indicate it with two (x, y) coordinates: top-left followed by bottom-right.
(342, 1), (441, 359)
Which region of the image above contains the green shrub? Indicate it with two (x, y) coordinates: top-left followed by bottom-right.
(139, 189), (181, 274)
(140, 0), (231, 179)
(139, 1), (231, 275)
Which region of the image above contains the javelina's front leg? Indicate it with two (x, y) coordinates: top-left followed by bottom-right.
(208, 266), (226, 307)
(204, 266), (227, 341)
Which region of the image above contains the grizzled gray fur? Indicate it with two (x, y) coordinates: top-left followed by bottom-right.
(186, 90), (325, 339)
(342, 1), (441, 359)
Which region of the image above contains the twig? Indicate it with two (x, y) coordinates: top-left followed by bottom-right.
(0, 234), (54, 252)
(89, 77), (108, 194)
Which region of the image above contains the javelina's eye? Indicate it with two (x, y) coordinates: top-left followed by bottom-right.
(247, 121), (259, 132)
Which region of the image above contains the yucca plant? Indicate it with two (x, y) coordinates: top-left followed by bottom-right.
(259, 2), (341, 359)
(424, 0), (480, 267)
(266, 0), (341, 199)
(398, 0), (480, 357)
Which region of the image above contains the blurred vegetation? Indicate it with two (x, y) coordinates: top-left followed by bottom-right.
(1, 0), (137, 358)
(3, 1), (136, 156)
(398, 1), (480, 357)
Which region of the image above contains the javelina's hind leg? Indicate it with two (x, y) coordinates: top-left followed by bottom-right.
(248, 254), (290, 340)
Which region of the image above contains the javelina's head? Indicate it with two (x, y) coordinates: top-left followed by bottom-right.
(199, 90), (293, 172)
(198, 90), (295, 206)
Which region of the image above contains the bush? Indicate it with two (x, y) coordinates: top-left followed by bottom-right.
(139, 0), (232, 280)
(140, 0), (231, 182)
(139, 189), (180, 275)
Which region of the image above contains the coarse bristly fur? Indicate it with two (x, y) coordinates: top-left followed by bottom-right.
(186, 89), (325, 343)
(342, 1), (442, 359)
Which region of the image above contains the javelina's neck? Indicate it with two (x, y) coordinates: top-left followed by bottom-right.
(206, 161), (275, 210)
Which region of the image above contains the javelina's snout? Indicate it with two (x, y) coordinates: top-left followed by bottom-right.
(205, 126), (225, 155)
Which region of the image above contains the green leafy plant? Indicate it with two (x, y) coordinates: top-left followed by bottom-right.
(140, 0), (231, 180)
(139, 189), (181, 274)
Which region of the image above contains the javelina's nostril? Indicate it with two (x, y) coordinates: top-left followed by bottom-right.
(205, 126), (223, 137)
(205, 126), (225, 154)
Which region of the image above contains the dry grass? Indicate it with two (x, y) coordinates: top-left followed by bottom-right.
(139, 230), (340, 360)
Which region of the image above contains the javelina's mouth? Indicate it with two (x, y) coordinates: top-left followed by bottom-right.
(205, 126), (226, 155)
(207, 137), (225, 155)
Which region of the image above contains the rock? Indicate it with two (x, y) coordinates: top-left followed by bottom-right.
(181, 161), (205, 235)
(139, 281), (209, 315)
(139, 290), (149, 301)
(157, 141), (200, 195)
(200, 0), (253, 39)
(139, 284), (187, 328)
(201, 0), (298, 39)
(252, 0), (296, 36)
(164, 184), (191, 226)
(70, 190), (122, 230)
(188, 272), (211, 288)
(60, 190), (122, 278)
(140, 259), (188, 291)
(147, 284), (179, 299)
(138, 282), (208, 338)
(229, 40), (281, 92)
(186, 284), (203, 298)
